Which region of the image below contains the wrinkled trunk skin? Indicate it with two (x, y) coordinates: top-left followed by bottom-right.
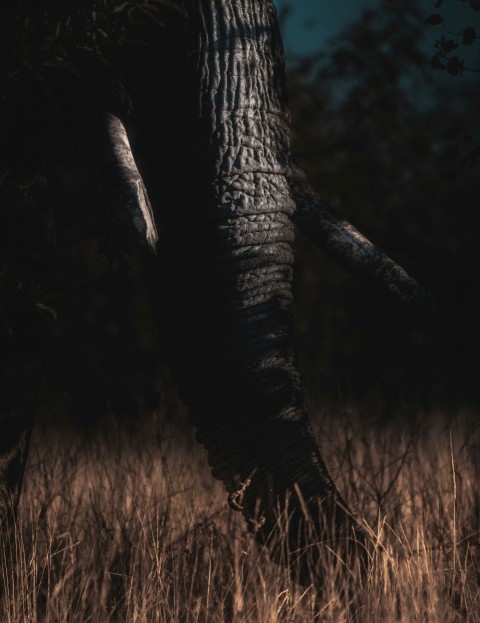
(155, 0), (359, 574)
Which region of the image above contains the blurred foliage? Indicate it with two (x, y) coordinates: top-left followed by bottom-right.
(287, 0), (480, 412)
(425, 0), (480, 76)
(1, 0), (182, 79)
(0, 1), (182, 425)
(0, 0), (183, 189)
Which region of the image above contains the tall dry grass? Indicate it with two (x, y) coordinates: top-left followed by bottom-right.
(1, 407), (479, 622)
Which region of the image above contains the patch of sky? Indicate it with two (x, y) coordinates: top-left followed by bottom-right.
(273, 0), (479, 112)
(273, 0), (378, 56)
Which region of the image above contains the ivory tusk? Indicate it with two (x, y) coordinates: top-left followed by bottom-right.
(288, 165), (435, 312)
(103, 113), (158, 250)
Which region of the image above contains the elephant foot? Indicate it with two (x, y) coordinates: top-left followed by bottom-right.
(226, 457), (370, 592)
(257, 489), (367, 589)
(197, 401), (371, 589)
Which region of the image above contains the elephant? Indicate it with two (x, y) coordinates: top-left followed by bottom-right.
(0, 0), (432, 585)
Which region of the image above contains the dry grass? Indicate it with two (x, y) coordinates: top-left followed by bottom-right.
(1, 407), (479, 622)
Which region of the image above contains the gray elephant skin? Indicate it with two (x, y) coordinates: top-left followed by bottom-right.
(0, 0), (431, 584)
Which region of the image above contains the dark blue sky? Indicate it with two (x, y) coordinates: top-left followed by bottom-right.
(274, 0), (378, 55)
(274, 0), (478, 61)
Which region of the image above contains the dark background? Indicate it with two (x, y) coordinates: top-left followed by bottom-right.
(1, 0), (479, 429)
(281, 0), (480, 415)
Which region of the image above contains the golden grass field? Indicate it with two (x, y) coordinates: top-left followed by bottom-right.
(1, 406), (479, 622)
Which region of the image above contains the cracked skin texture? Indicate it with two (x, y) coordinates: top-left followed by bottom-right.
(156, 0), (358, 558)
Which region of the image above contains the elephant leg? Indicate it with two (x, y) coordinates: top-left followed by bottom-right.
(0, 325), (43, 522)
(0, 180), (54, 524)
(0, 311), (46, 605)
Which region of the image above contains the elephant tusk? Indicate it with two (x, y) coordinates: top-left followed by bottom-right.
(102, 112), (158, 250)
(288, 165), (435, 313)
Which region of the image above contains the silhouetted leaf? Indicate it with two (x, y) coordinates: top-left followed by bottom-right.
(424, 13), (443, 25)
(469, 0), (480, 11)
(430, 54), (446, 70)
(440, 38), (458, 53)
(435, 0), (443, 6)
(447, 56), (463, 76)
(463, 27), (476, 45)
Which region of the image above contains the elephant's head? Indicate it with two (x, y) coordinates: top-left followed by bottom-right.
(119, 0), (432, 577)
(1, 0), (433, 585)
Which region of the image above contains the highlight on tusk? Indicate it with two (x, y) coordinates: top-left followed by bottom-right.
(104, 113), (158, 250)
(288, 165), (435, 313)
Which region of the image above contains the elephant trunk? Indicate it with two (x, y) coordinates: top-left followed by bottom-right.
(159, 0), (358, 561)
